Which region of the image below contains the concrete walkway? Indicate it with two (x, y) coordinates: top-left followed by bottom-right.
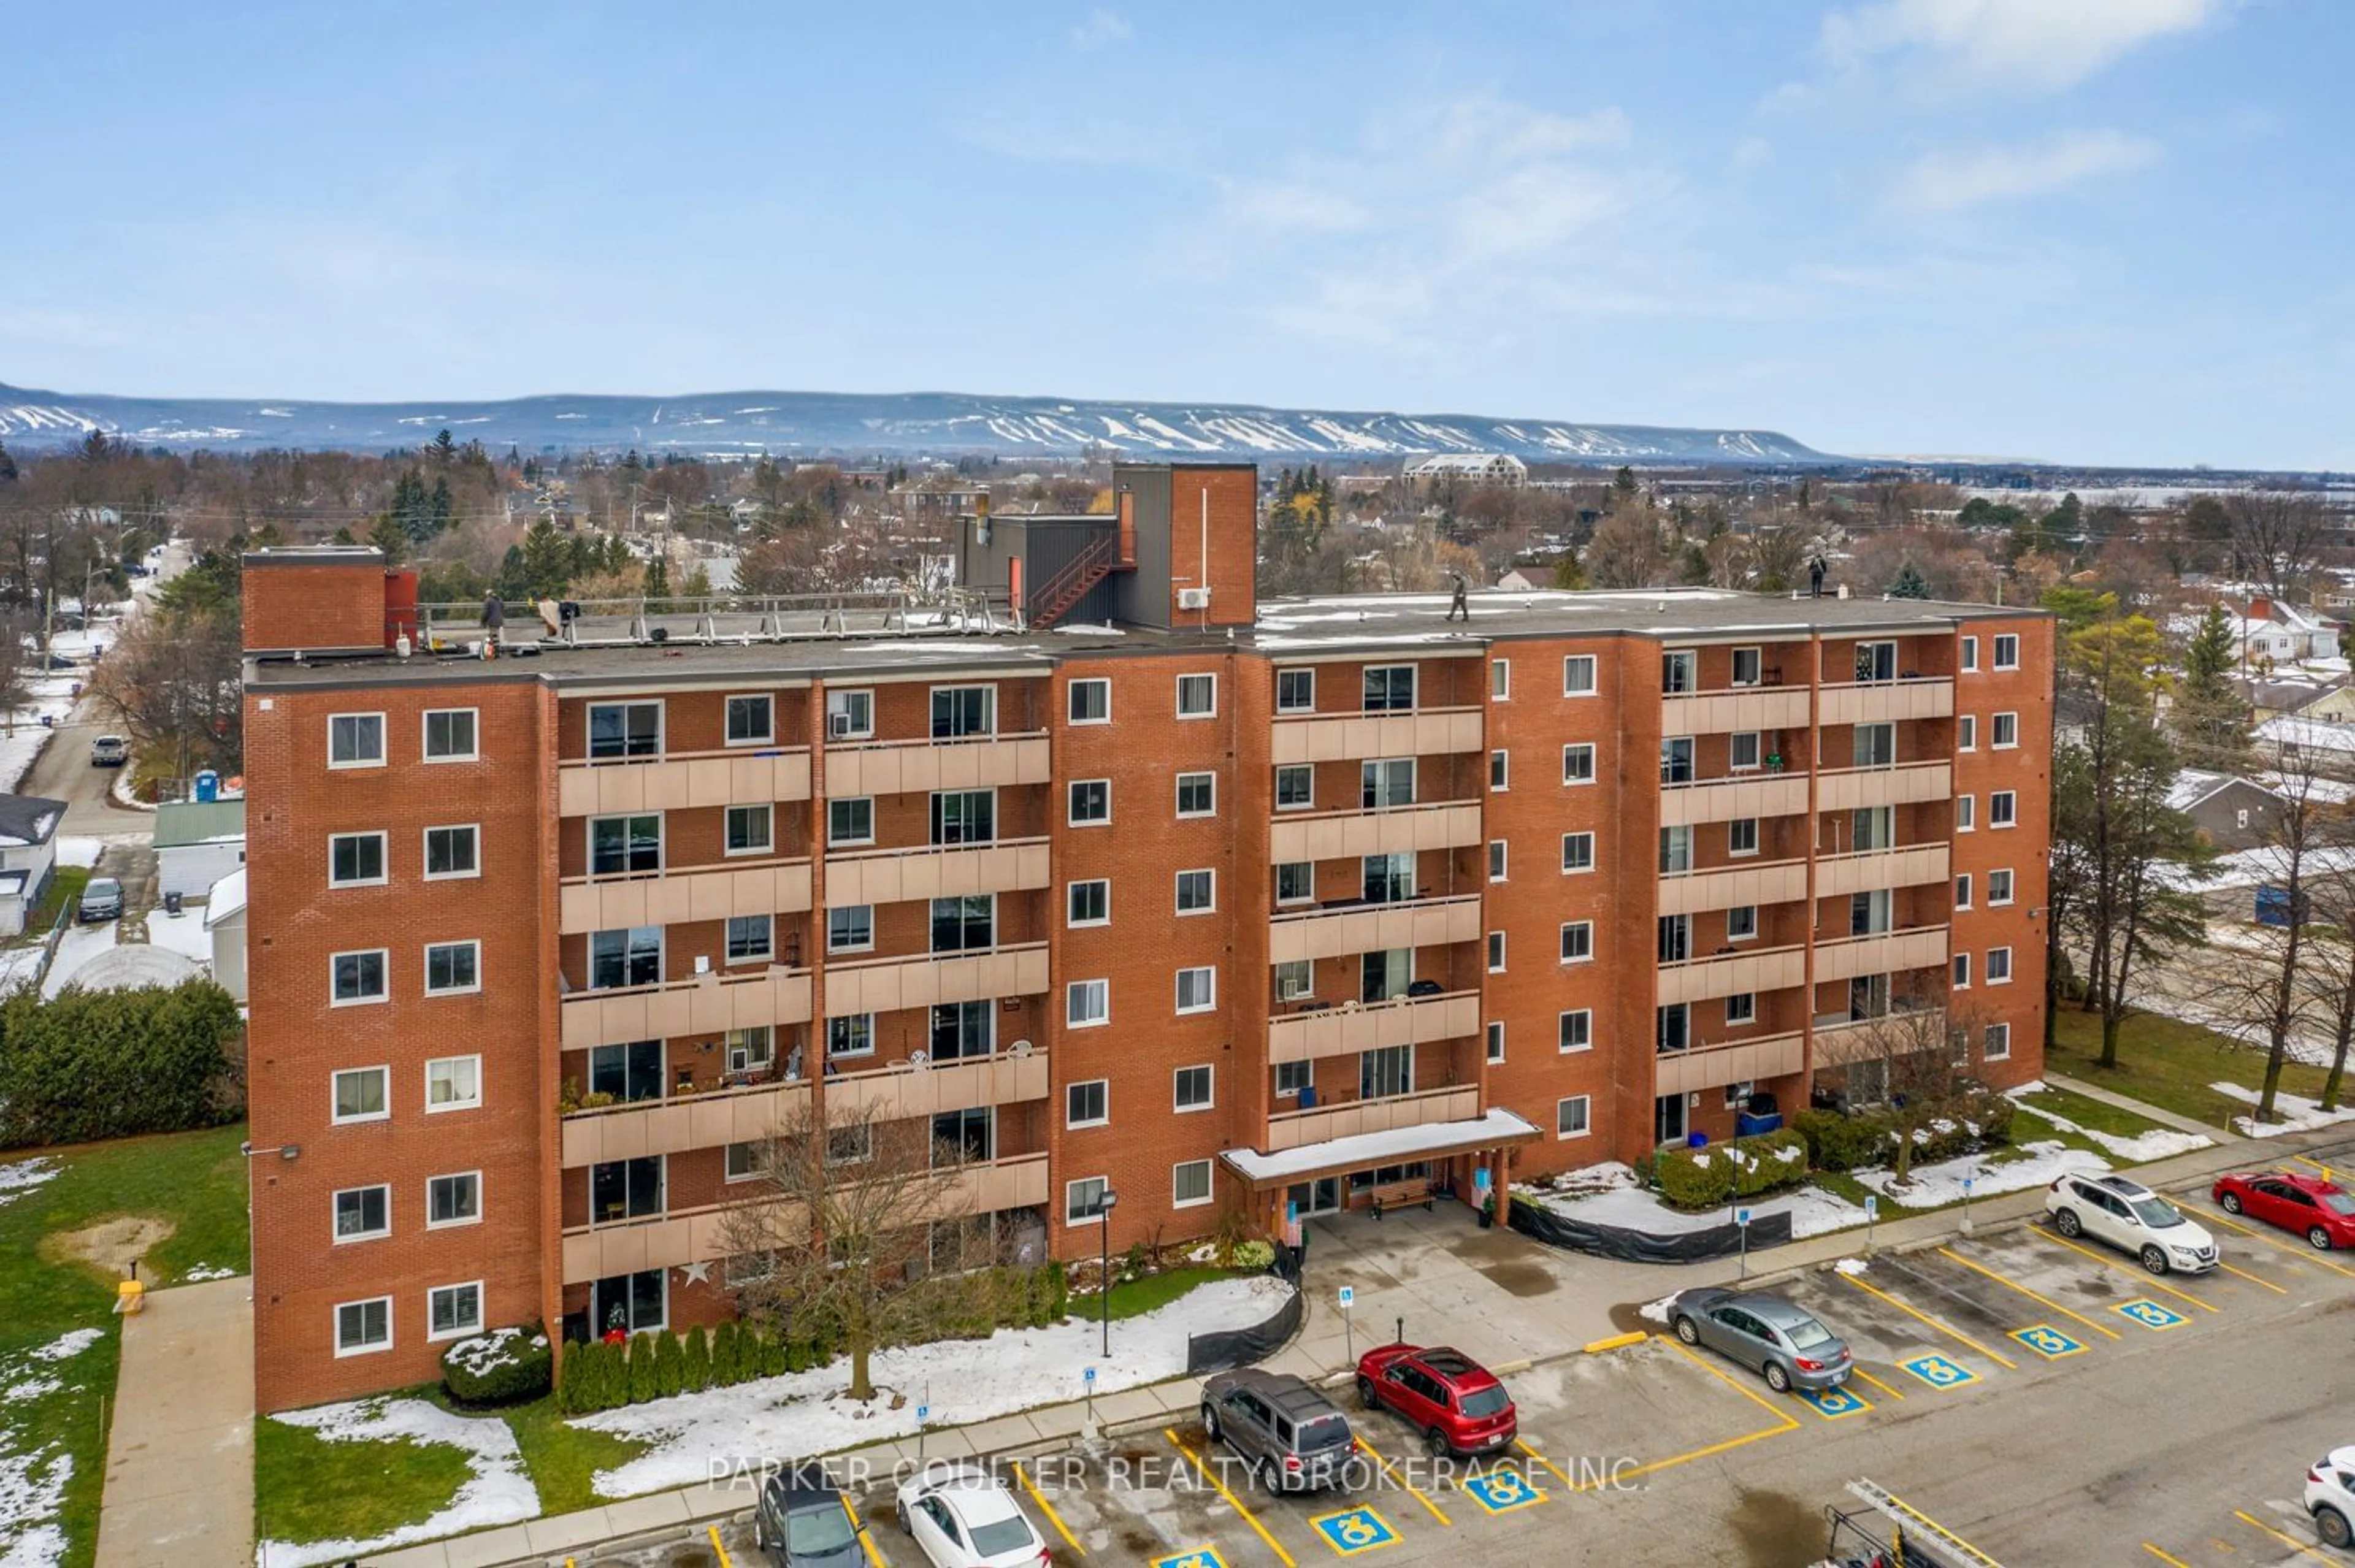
(97, 1277), (253, 1568)
(2043, 1068), (2246, 1139)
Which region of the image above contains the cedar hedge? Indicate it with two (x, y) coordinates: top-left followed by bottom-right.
(1652, 1128), (1812, 1210)
(0, 978), (243, 1148)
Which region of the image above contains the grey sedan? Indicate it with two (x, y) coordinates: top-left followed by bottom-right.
(1670, 1287), (1853, 1392)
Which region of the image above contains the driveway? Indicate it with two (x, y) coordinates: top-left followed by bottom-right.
(19, 691), (157, 837)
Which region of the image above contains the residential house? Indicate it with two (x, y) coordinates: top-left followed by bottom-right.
(154, 798), (247, 900)
(206, 868), (247, 1003)
(0, 794), (66, 937)
(1404, 453), (1528, 490)
(2165, 769), (2284, 852)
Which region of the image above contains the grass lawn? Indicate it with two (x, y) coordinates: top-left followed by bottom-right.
(1084, 1265), (1253, 1321)
(18, 866), (90, 939)
(255, 1410), (475, 1547)
(2050, 1009), (2340, 1130)
(0, 1123), (250, 1568)
(499, 1396), (652, 1518)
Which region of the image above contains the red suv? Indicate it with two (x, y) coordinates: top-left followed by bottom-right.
(2213, 1170), (2355, 1249)
(1354, 1343), (1517, 1458)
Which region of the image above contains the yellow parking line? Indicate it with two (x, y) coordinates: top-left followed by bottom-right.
(2237, 1507), (2337, 1562)
(1166, 1428), (1298, 1568)
(1354, 1431), (1451, 1526)
(1558, 1336), (1804, 1489)
(2293, 1156), (2338, 1180)
(2189, 1201), (2355, 1278)
(708, 1524), (733, 1568)
(1880, 1492), (2004, 1568)
(2140, 1544), (2193, 1567)
(1013, 1461), (1084, 1557)
(2216, 1257), (2289, 1294)
(1514, 1437), (1573, 1490)
(839, 1494), (887, 1568)
(1851, 1367), (1905, 1401)
(1936, 1245), (2123, 1340)
(2034, 1229), (2221, 1313)
(1832, 1271), (2018, 1370)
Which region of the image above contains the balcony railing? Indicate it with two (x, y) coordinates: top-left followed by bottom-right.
(1655, 1030), (1806, 1096)
(1265, 1082), (1482, 1152)
(824, 732), (1051, 796)
(558, 856), (813, 936)
(559, 966), (813, 1052)
(1817, 677), (1954, 726)
(1656, 857), (1808, 916)
(1267, 990), (1480, 1065)
(1267, 800), (1484, 866)
(1817, 760), (1952, 811)
(1268, 892), (1482, 965)
(825, 837), (1051, 906)
(1814, 843), (1951, 898)
(1270, 706), (1484, 766)
(1658, 773), (1810, 827)
(1656, 942), (1807, 1005)
(559, 746), (813, 817)
(1812, 925), (1950, 984)
(1658, 686), (1813, 735)
(824, 941), (1050, 1015)
(1812, 1004), (1947, 1065)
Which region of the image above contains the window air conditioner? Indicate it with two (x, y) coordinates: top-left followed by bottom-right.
(828, 713), (852, 739)
(1177, 587), (1212, 611)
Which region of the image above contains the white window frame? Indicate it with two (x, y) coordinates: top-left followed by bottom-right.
(1557, 1095), (1592, 1140)
(327, 711), (386, 770)
(1066, 1079), (1109, 1130)
(1957, 794), (1975, 832)
(1276, 667), (1316, 714)
(1065, 1176), (1111, 1226)
(827, 1014), (876, 1060)
(1559, 1009), (1592, 1053)
(1989, 869), (2015, 907)
(1490, 659), (1510, 700)
(1992, 711), (2020, 749)
(1730, 731), (1761, 771)
(1727, 904), (1758, 943)
(1961, 636), (1980, 673)
(1490, 749), (1509, 792)
(1487, 931), (1507, 973)
(1988, 946), (2014, 985)
(1953, 953), (1972, 990)
(1563, 743), (1596, 785)
(725, 1141), (768, 1182)
(1954, 874), (1973, 912)
(1561, 832), (1595, 874)
(424, 939), (481, 997)
(1067, 879), (1111, 928)
(724, 803), (775, 858)
(332, 1184), (391, 1244)
(331, 949), (389, 1008)
(1176, 771), (1217, 819)
(1993, 634), (2020, 670)
(1175, 966), (1217, 1015)
(1728, 817), (1760, 858)
(1985, 1022), (2012, 1061)
(1068, 678), (1111, 726)
(333, 1296), (393, 1358)
(1488, 840), (1508, 882)
(424, 1054), (481, 1112)
(1730, 647), (1763, 687)
(1173, 1159), (1214, 1210)
(1175, 868), (1215, 915)
(1991, 790), (2018, 828)
(828, 797), (876, 847)
(331, 1065), (390, 1125)
(427, 1281), (485, 1342)
(1176, 673), (1217, 719)
(1958, 715), (1977, 751)
(726, 913), (773, 965)
(423, 707), (479, 763)
(1275, 1060), (1312, 1100)
(1276, 861), (1316, 906)
(426, 1171), (483, 1231)
(1726, 992), (1756, 1025)
(1174, 1063), (1215, 1112)
(1066, 979), (1109, 1029)
(1274, 959), (1314, 1002)
(1560, 921), (1595, 965)
(1563, 655), (1598, 696)
(1068, 779), (1112, 827)
(1487, 1020), (1506, 1063)
(1274, 763), (1314, 812)
(825, 687), (875, 740)
(328, 831), (388, 889)
(422, 823), (481, 882)
(827, 904), (875, 954)
(724, 694), (775, 748)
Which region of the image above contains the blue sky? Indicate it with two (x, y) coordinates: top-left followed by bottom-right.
(2, 1), (2345, 467)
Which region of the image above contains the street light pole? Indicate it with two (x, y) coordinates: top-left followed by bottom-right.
(1098, 1188), (1120, 1360)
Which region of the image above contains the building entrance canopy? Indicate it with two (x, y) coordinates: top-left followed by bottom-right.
(1217, 1107), (1541, 1191)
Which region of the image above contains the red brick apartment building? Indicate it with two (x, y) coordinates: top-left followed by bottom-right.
(241, 463), (2053, 1410)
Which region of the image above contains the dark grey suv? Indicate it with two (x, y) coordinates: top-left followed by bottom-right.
(1200, 1368), (1365, 1493)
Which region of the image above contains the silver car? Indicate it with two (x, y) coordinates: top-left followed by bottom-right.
(1671, 1287), (1853, 1392)
(1200, 1367), (1365, 1493)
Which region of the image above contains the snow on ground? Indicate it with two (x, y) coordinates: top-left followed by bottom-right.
(0, 1327), (107, 1568)
(0, 1158), (58, 1207)
(2008, 1090), (2215, 1162)
(2213, 1082), (2355, 1138)
(1637, 1293), (1679, 1325)
(576, 1274), (1298, 1499)
(142, 908), (212, 967)
(54, 837), (101, 870)
(1530, 1177), (1867, 1241)
(1850, 1140), (2110, 1208)
(257, 1398), (538, 1568)
(1832, 1258), (1871, 1277)
(180, 1263), (237, 1282)
(0, 946), (42, 996)
(40, 920), (115, 999)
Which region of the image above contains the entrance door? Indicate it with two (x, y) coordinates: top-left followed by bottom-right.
(1654, 1092), (1688, 1145)
(1287, 1177), (1342, 1218)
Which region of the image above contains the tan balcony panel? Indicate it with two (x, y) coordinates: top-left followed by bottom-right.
(1268, 991), (1480, 1065)
(825, 839), (1051, 906)
(561, 1199), (795, 1283)
(1656, 943), (1807, 1005)
(1658, 774), (1810, 827)
(824, 735), (1051, 797)
(932, 1151), (1052, 1218)
(1815, 843), (1951, 899)
(1812, 1008), (1947, 1066)
(1655, 1031), (1806, 1096)
(824, 943), (1051, 1015)
(559, 859), (813, 935)
(1268, 894), (1482, 965)
(1656, 859), (1808, 917)
(1268, 801), (1484, 865)
(1818, 678), (1955, 726)
(561, 1079), (816, 1168)
(560, 968), (813, 1052)
(1813, 925), (1950, 984)
(825, 1050), (1051, 1120)
(1265, 1084), (1481, 1152)
(559, 749), (813, 817)
(1658, 687), (1812, 736)
(1271, 708), (1484, 765)
(1817, 760), (1953, 812)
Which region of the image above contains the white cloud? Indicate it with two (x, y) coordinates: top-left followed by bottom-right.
(1822, 0), (2220, 91)
(1070, 9), (1131, 50)
(1890, 128), (2159, 212)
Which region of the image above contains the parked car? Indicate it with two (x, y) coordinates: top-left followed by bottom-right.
(1671, 1288), (1853, 1392)
(753, 1466), (865, 1568)
(1201, 1367), (1363, 1492)
(2046, 1172), (2218, 1274)
(78, 878), (123, 924)
(2213, 1170), (2355, 1251)
(2308, 1448), (2355, 1548)
(90, 735), (128, 767)
(893, 1464), (1051, 1568)
(1354, 1342), (1517, 1456)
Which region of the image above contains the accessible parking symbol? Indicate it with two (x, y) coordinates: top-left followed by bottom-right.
(1311, 1505), (1400, 1556)
(2010, 1325), (2086, 1358)
(1155, 1553), (1229, 1568)
(1797, 1383), (1871, 1418)
(1901, 1354), (1978, 1389)
(1463, 1467), (1546, 1515)
(2116, 1298), (2188, 1331)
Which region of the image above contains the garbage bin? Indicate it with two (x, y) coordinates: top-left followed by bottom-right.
(164, 890), (183, 916)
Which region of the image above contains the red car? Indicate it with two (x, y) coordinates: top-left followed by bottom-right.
(1354, 1342), (1517, 1458)
(2212, 1171), (2355, 1250)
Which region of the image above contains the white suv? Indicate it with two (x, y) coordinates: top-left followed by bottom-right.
(2045, 1173), (2218, 1275)
(2308, 1448), (2355, 1549)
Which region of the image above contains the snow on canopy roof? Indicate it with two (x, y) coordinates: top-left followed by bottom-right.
(205, 868), (247, 927)
(1219, 1107), (1540, 1185)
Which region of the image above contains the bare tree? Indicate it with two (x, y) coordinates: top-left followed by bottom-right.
(2226, 491), (2336, 600)
(1583, 508), (1668, 588)
(87, 605), (243, 779)
(1830, 1004), (1994, 1188)
(2298, 856), (2355, 1112)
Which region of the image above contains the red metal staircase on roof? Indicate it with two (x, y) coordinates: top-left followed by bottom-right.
(1027, 517), (1136, 629)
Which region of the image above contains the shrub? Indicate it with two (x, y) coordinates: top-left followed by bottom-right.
(1653, 1129), (1812, 1211)
(627, 1333), (661, 1404)
(711, 1320), (741, 1385)
(442, 1326), (553, 1405)
(0, 977), (243, 1148)
(1232, 1240), (1274, 1271)
(1794, 1108), (1893, 1172)
(682, 1325), (712, 1393)
(654, 1329), (687, 1398)
(559, 1338), (625, 1414)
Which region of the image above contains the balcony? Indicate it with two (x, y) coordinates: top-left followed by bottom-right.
(824, 733), (1051, 796)
(1812, 1006), (1945, 1065)
(1268, 800), (1483, 865)
(824, 941), (1050, 1015)
(558, 858), (813, 936)
(1271, 706), (1483, 765)
(1658, 773), (1810, 827)
(1658, 687), (1812, 736)
(1656, 943), (1807, 1005)
(1268, 893), (1482, 965)
(825, 1049), (1051, 1120)
(825, 838), (1051, 906)
(1815, 843), (1951, 899)
(1817, 760), (1952, 811)
(1656, 857), (1808, 917)
(1264, 1083), (1482, 1153)
(1813, 925), (1950, 984)
(1268, 990), (1480, 1065)
(560, 967), (813, 1052)
(1655, 1031), (1806, 1096)
(559, 747), (812, 817)
(1818, 678), (1954, 726)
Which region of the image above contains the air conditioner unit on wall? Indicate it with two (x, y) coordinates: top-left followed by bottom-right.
(828, 713), (852, 738)
(1178, 587), (1212, 611)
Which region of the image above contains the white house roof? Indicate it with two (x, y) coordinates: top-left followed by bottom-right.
(204, 868), (247, 927)
(1404, 453), (1527, 476)
(2165, 769), (2250, 813)
(2259, 716), (2355, 754)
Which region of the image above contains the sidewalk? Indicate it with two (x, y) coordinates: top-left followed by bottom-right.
(97, 1277), (253, 1568)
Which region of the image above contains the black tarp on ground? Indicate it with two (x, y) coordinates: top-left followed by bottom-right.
(1507, 1195), (1794, 1263)
(1185, 1283), (1304, 1375)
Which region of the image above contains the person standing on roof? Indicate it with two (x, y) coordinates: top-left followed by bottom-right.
(1807, 556), (1828, 599)
(1445, 570), (1471, 623)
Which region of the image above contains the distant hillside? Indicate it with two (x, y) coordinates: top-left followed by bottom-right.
(0, 382), (1837, 465)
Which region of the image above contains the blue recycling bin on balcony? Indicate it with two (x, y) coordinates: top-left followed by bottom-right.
(1298, 1085), (1319, 1109)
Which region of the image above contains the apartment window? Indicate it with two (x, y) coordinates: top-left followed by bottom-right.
(1953, 953), (1972, 989)
(590, 813), (661, 874)
(1993, 634), (2020, 670)
(725, 1142), (768, 1182)
(1731, 647), (1763, 687)
(332, 950), (388, 1006)
(1561, 832), (1595, 873)
(1176, 869), (1215, 914)
(1563, 655), (1597, 695)
(1659, 913), (1691, 963)
(1067, 979), (1109, 1028)
(1989, 868), (2015, 906)
(425, 1055), (480, 1111)
(428, 1283), (483, 1341)
(1563, 743), (1596, 784)
(589, 925), (661, 988)
(929, 894), (994, 954)
(1176, 968), (1217, 1015)
(1487, 1021), (1506, 1063)
(1487, 931), (1506, 973)
(1985, 1022), (2012, 1061)
(332, 1066), (389, 1123)
(588, 701), (661, 760)
(1726, 992), (1756, 1025)
(1275, 1060), (1312, 1099)
(930, 685), (995, 738)
(1661, 736), (1694, 784)
(1362, 757), (1415, 809)
(727, 914), (773, 963)
(1729, 817), (1760, 857)
(1730, 732), (1761, 771)
(423, 708), (477, 762)
(1490, 659), (1510, 700)
(328, 713), (385, 768)
(1992, 712), (2020, 749)
(1363, 665), (1416, 712)
(334, 1298), (392, 1357)
(1961, 636), (1980, 672)
(726, 804), (774, 856)
(825, 688), (873, 740)
(1658, 1003), (1690, 1052)
(825, 1126), (871, 1168)
(1067, 678), (1110, 725)
(1490, 749), (1509, 791)
(1956, 794), (1976, 832)
(930, 1000), (994, 1061)
(329, 832), (386, 887)
(1559, 1009), (1592, 1053)
(1066, 1079), (1108, 1130)
(1276, 861), (1315, 904)
(589, 1041), (663, 1102)
(930, 789), (995, 846)
(424, 824), (480, 881)
(1959, 715), (1977, 751)
(1488, 840), (1507, 882)
(1274, 960), (1314, 1002)
(1066, 1176), (1111, 1225)
(1560, 922), (1594, 963)
(1174, 1159), (1214, 1209)
(1991, 790), (2018, 828)
(1660, 825), (1693, 874)
(827, 1014), (875, 1059)
(726, 1027), (774, 1073)
(1853, 722), (1896, 768)
(1855, 641), (1897, 683)
(1274, 764), (1313, 811)
(725, 694), (773, 746)
(426, 1171), (481, 1229)
(1988, 947), (2014, 984)
(1068, 879), (1109, 927)
(1662, 649), (1698, 694)
(1276, 668), (1315, 714)
(1727, 904), (1758, 941)
(334, 1185), (389, 1242)
(1176, 772), (1217, 818)
(1851, 889), (1894, 936)
(1068, 779), (1111, 825)
(1955, 874), (1974, 911)
(1176, 673), (1217, 718)
(1557, 1096), (1591, 1139)
(1174, 1064), (1214, 1109)
(827, 905), (874, 954)
(828, 797), (875, 846)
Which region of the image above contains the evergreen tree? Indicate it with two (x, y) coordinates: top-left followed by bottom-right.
(2170, 602), (2256, 772)
(516, 521), (572, 600)
(1888, 561), (1930, 599)
(1552, 549), (1588, 591)
(643, 555), (671, 609)
(429, 427), (458, 467)
(429, 475), (454, 532)
(681, 1325), (712, 1393)
(627, 1334), (660, 1403)
(1612, 465), (1639, 499)
(679, 562), (713, 601)
(0, 442), (16, 483)
(367, 513), (408, 565)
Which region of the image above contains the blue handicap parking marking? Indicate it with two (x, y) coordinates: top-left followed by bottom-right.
(2010, 1325), (2087, 1358)
(1462, 1467), (1547, 1515)
(1797, 1383), (1871, 1419)
(1900, 1354), (1979, 1389)
(2116, 1298), (2188, 1331)
(1310, 1505), (1400, 1556)
(1154, 1551), (1228, 1568)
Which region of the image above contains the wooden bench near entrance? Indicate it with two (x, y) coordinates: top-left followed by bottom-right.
(1369, 1177), (1434, 1218)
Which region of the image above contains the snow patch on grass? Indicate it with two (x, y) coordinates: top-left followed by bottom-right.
(0, 1159), (58, 1207)
(256, 1398), (538, 1568)
(2010, 1094), (2213, 1162)
(2214, 1082), (2355, 1138)
(1851, 1140), (2109, 1207)
(0, 1326), (107, 1568)
(1530, 1179), (1867, 1240)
